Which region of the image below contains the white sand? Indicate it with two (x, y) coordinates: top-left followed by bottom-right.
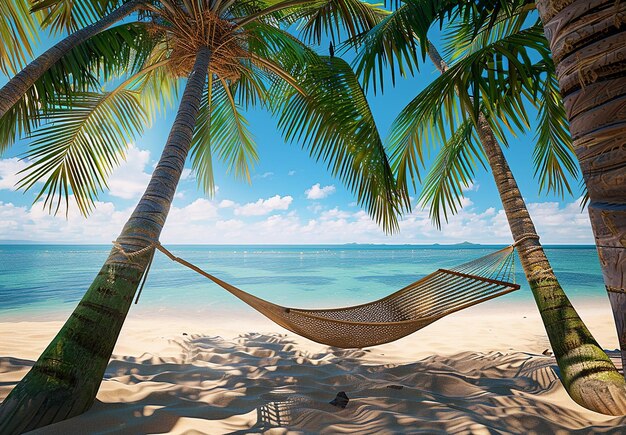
(2, 300), (626, 433)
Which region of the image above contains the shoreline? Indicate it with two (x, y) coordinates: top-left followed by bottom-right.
(2, 300), (620, 361)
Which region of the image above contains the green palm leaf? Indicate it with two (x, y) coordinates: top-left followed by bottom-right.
(31, 0), (124, 33)
(443, 6), (579, 198)
(533, 65), (578, 197)
(0, 23), (154, 153)
(236, 0), (386, 42)
(293, 0), (388, 44)
(354, 0), (437, 92)
(443, 1), (533, 62)
(191, 76), (259, 195)
(244, 20), (318, 74)
(273, 56), (408, 233)
(388, 23), (548, 182)
(0, 0), (40, 75)
(417, 118), (486, 227)
(443, 0), (536, 40)
(17, 88), (148, 215)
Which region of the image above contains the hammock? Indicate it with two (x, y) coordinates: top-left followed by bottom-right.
(122, 243), (520, 348)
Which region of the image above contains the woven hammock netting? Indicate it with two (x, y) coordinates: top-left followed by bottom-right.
(140, 244), (519, 348)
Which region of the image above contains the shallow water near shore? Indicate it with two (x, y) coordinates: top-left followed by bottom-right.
(0, 244), (607, 322)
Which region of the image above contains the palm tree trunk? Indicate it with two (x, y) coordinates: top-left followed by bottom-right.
(0, 46), (211, 434)
(535, 0), (626, 376)
(0, 0), (145, 119)
(428, 41), (626, 415)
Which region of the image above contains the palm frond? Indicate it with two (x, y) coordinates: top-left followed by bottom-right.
(273, 56), (408, 233)
(191, 76), (259, 195)
(236, 20), (321, 106)
(231, 0), (323, 27)
(0, 23), (153, 153)
(533, 66), (579, 197)
(447, 0), (536, 40)
(387, 70), (465, 191)
(0, 85), (44, 156)
(443, 4), (580, 198)
(417, 118), (485, 227)
(190, 75), (216, 195)
(294, 0), (389, 44)
(17, 88), (148, 216)
(0, 0), (40, 75)
(231, 60), (273, 108)
(131, 40), (179, 120)
(31, 0), (124, 33)
(388, 22), (549, 182)
(244, 20), (317, 71)
(354, 0), (437, 92)
(443, 1), (534, 62)
(48, 22), (155, 91)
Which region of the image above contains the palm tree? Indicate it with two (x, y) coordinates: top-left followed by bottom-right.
(0, 1), (406, 432)
(355, 1), (626, 414)
(402, 0), (626, 384)
(534, 0), (626, 378)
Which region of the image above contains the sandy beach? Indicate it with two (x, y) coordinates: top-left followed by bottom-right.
(2, 300), (626, 434)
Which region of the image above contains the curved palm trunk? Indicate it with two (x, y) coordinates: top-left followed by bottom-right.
(428, 41), (626, 415)
(535, 0), (626, 375)
(0, 0), (144, 119)
(0, 46), (211, 434)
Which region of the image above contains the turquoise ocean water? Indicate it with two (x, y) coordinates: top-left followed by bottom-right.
(0, 244), (608, 322)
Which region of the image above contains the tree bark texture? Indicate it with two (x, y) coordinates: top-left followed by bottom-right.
(428, 41), (626, 415)
(536, 0), (626, 374)
(0, 0), (145, 119)
(0, 45), (211, 434)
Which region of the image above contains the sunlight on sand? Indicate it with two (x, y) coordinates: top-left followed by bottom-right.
(1, 303), (625, 434)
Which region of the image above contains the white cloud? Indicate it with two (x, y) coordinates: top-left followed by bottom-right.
(169, 198), (218, 222)
(288, 170), (296, 176)
(525, 199), (592, 241)
(0, 199), (132, 243)
(181, 168), (195, 181)
(0, 158), (28, 190)
(320, 207), (351, 220)
(0, 191), (595, 245)
(305, 183), (336, 200)
(460, 197), (473, 208)
(219, 199), (236, 208)
(234, 195), (293, 216)
(463, 181), (480, 192)
(307, 203), (323, 214)
(108, 145), (151, 199)
(215, 219), (245, 232)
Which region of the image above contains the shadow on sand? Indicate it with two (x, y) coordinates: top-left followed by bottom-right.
(3, 334), (626, 434)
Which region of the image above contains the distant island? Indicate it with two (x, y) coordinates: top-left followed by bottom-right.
(345, 241), (480, 247)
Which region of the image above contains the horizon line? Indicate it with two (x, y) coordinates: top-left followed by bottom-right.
(0, 241), (597, 247)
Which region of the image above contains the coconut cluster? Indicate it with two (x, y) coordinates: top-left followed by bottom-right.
(150, 4), (249, 81)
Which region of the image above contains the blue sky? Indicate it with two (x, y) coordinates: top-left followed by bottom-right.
(0, 13), (593, 244)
